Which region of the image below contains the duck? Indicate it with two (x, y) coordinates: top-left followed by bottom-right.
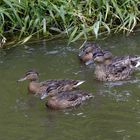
(78, 42), (112, 66)
(46, 90), (93, 110)
(17, 70), (85, 99)
(79, 42), (101, 65)
(93, 51), (140, 81)
(101, 50), (140, 68)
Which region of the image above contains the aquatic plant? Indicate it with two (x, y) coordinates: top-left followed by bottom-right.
(0, 0), (140, 46)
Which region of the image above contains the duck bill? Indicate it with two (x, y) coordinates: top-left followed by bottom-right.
(85, 59), (94, 65)
(40, 92), (48, 100)
(78, 51), (85, 57)
(17, 77), (27, 82)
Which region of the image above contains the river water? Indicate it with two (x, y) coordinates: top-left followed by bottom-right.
(1, 32), (140, 140)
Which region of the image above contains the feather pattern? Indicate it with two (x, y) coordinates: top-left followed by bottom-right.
(46, 90), (93, 109)
(94, 52), (140, 81)
(17, 70), (85, 99)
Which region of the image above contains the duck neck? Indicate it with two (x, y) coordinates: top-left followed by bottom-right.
(104, 59), (112, 65)
(95, 63), (106, 81)
(28, 79), (40, 94)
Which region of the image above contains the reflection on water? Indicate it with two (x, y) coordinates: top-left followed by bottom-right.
(0, 33), (140, 139)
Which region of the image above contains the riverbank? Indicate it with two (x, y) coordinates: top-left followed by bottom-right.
(0, 0), (140, 48)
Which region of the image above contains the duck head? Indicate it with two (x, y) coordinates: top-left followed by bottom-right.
(79, 42), (101, 65)
(103, 50), (113, 65)
(93, 51), (105, 63)
(103, 50), (113, 59)
(17, 70), (39, 82)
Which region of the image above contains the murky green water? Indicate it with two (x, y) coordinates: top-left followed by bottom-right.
(1, 32), (140, 140)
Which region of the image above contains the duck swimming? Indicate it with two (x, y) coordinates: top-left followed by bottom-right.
(46, 90), (93, 110)
(79, 42), (112, 66)
(79, 42), (101, 65)
(93, 51), (140, 81)
(17, 70), (85, 99)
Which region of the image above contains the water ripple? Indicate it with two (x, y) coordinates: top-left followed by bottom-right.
(104, 78), (140, 88)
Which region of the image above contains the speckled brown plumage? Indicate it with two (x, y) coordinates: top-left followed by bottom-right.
(79, 42), (101, 65)
(93, 51), (140, 81)
(46, 90), (93, 110)
(78, 42), (112, 66)
(18, 70), (85, 99)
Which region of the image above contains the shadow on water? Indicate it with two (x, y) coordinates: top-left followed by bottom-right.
(1, 33), (140, 139)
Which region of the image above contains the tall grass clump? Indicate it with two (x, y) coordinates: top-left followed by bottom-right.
(0, 0), (140, 47)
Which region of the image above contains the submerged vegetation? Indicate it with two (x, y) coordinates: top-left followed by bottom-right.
(0, 0), (140, 47)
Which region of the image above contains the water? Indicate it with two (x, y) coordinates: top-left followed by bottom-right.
(1, 32), (140, 140)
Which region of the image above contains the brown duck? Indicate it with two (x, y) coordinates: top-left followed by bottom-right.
(93, 51), (140, 81)
(78, 42), (112, 66)
(17, 70), (85, 99)
(79, 42), (101, 65)
(46, 90), (93, 110)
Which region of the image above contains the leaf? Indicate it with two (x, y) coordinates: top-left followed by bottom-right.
(93, 21), (100, 38)
(21, 35), (32, 44)
(102, 22), (110, 34)
(50, 27), (62, 33)
(71, 31), (84, 42)
(68, 26), (78, 44)
(60, 5), (65, 23)
(105, 1), (110, 21)
(111, 0), (123, 21)
(42, 18), (46, 33)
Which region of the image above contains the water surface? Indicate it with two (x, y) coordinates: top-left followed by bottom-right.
(1, 33), (140, 140)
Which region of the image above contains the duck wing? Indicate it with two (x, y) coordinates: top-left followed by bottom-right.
(46, 90), (93, 109)
(41, 79), (84, 86)
(58, 90), (92, 100)
(106, 61), (133, 80)
(112, 55), (140, 68)
(40, 80), (85, 99)
(40, 79), (85, 90)
(56, 90), (93, 107)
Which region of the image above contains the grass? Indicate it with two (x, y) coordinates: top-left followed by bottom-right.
(0, 0), (140, 47)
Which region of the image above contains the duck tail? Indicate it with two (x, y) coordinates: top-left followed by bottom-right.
(129, 56), (140, 68)
(74, 80), (85, 88)
(135, 61), (140, 68)
(132, 56), (140, 68)
(82, 94), (94, 101)
(71, 93), (93, 107)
